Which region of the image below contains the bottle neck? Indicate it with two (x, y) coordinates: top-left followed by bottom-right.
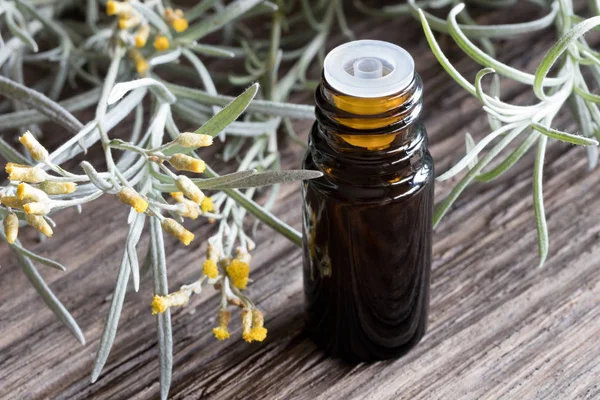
(309, 74), (426, 187)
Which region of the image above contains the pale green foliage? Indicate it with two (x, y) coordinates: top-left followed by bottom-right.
(357, 0), (600, 266)
(1, 0), (599, 398)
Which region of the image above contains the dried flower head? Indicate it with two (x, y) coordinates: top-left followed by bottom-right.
(212, 308), (231, 340)
(161, 218), (194, 246)
(153, 35), (170, 51)
(175, 176), (205, 204)
(3, 212), (19, 244)
(0, 196), (26, 210)
(25, 214), (53, 237)
(203, 259), (219, 279)
(23, 202), (52, 216)
(17, 183), (49, 202)
(118, 14), (141, 30)
(177, 132), (213, 148)
(5, 163), (47, 183)
(106, 0), (132, 17)
(226, 259), (250, 289)
(19, 131), (48, 161)
(168, 154), (206, 174)
(151, 290), (190, 315)
(135, 24), (150, 48)
(117, 187), (148, 213)
(200, 197), (214, 213)
(38, 181), (77, 195)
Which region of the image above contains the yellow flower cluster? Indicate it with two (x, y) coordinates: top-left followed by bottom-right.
(242, 309), (268, 343)
(164, 7), (188, 33)
(129, 49), (148, 75)
(203, 259), (219, 279)
(226, 249), (252, 289)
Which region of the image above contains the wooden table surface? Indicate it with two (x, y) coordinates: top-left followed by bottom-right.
(1, 5), (599, 400)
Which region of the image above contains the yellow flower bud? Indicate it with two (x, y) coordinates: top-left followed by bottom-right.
(129, 49), (148, 75)
(171, 192), (199, 220)
(25, 214), (53, 237)
(177, 132), (213, 148)
(164, 8), (188, 32)
(117, 187), (148, 213)
(226, 259), (250, 289)
(175, 176), (205, 204)
(161, 218), (194, 246)
(19, 131), (48, 161)
(151, 290), (191, 314)
(241, 309), (253, 342)
(151, 295), (167, 315)
(23, 202), (52, 216)
(212, 327), (229, 340)
(168, 154), (206, 174)
(3, 212), (19, 244)
(172, 18), (188, 33)
(17, 182), (49, 202)
(248, 309), (267, 342)
(118, 14), (141, 30)
(5, 163), (47, 183)
(203, 259), (219, 279)
(0, 196), (26, 210)
(212, 308), (231, 340)
(200, 196), (214, 213)
(135, 24), (150, 47)
(153, 35), (170, 51)
(38, 181), (77, 195)
(106, 0), (133, 16)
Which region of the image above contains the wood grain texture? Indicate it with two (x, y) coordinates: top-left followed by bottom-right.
(1, 4), (599, 400)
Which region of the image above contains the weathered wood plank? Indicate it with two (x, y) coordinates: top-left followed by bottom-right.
(1, 4), (599, 400)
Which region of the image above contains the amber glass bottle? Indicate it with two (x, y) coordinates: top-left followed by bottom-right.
(302, 40), (434, 362)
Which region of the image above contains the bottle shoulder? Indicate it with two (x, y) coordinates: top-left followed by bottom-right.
(303, 150), (434, 204)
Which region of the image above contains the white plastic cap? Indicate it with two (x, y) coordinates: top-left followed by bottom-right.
(323, 40), (415, 98)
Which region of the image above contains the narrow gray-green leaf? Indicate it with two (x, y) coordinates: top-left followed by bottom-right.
(0, 75), (83, 133)
(164, 81), (314, 119)
(149, 217), (172, 400)
(126, 213), (146, 292)
(534, 16), (600, 100)
(0, 137), (31, 164)
(532, 122), (599, 146)
(178, 0), (264, 43)
(91, 256), (130, 382)
(533, 136), (549, 267)
(10, 239), (67, 271)
(13, 249), (85, 344)
(210, 170), (322, 189)
(465, 133), (477, 169)
(186, 43), (236, 58)
(204, 165), (302, 246)
(194, 83), (259, 137)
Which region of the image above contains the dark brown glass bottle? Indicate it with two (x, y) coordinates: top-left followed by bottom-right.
(301, 40), (434, 362)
